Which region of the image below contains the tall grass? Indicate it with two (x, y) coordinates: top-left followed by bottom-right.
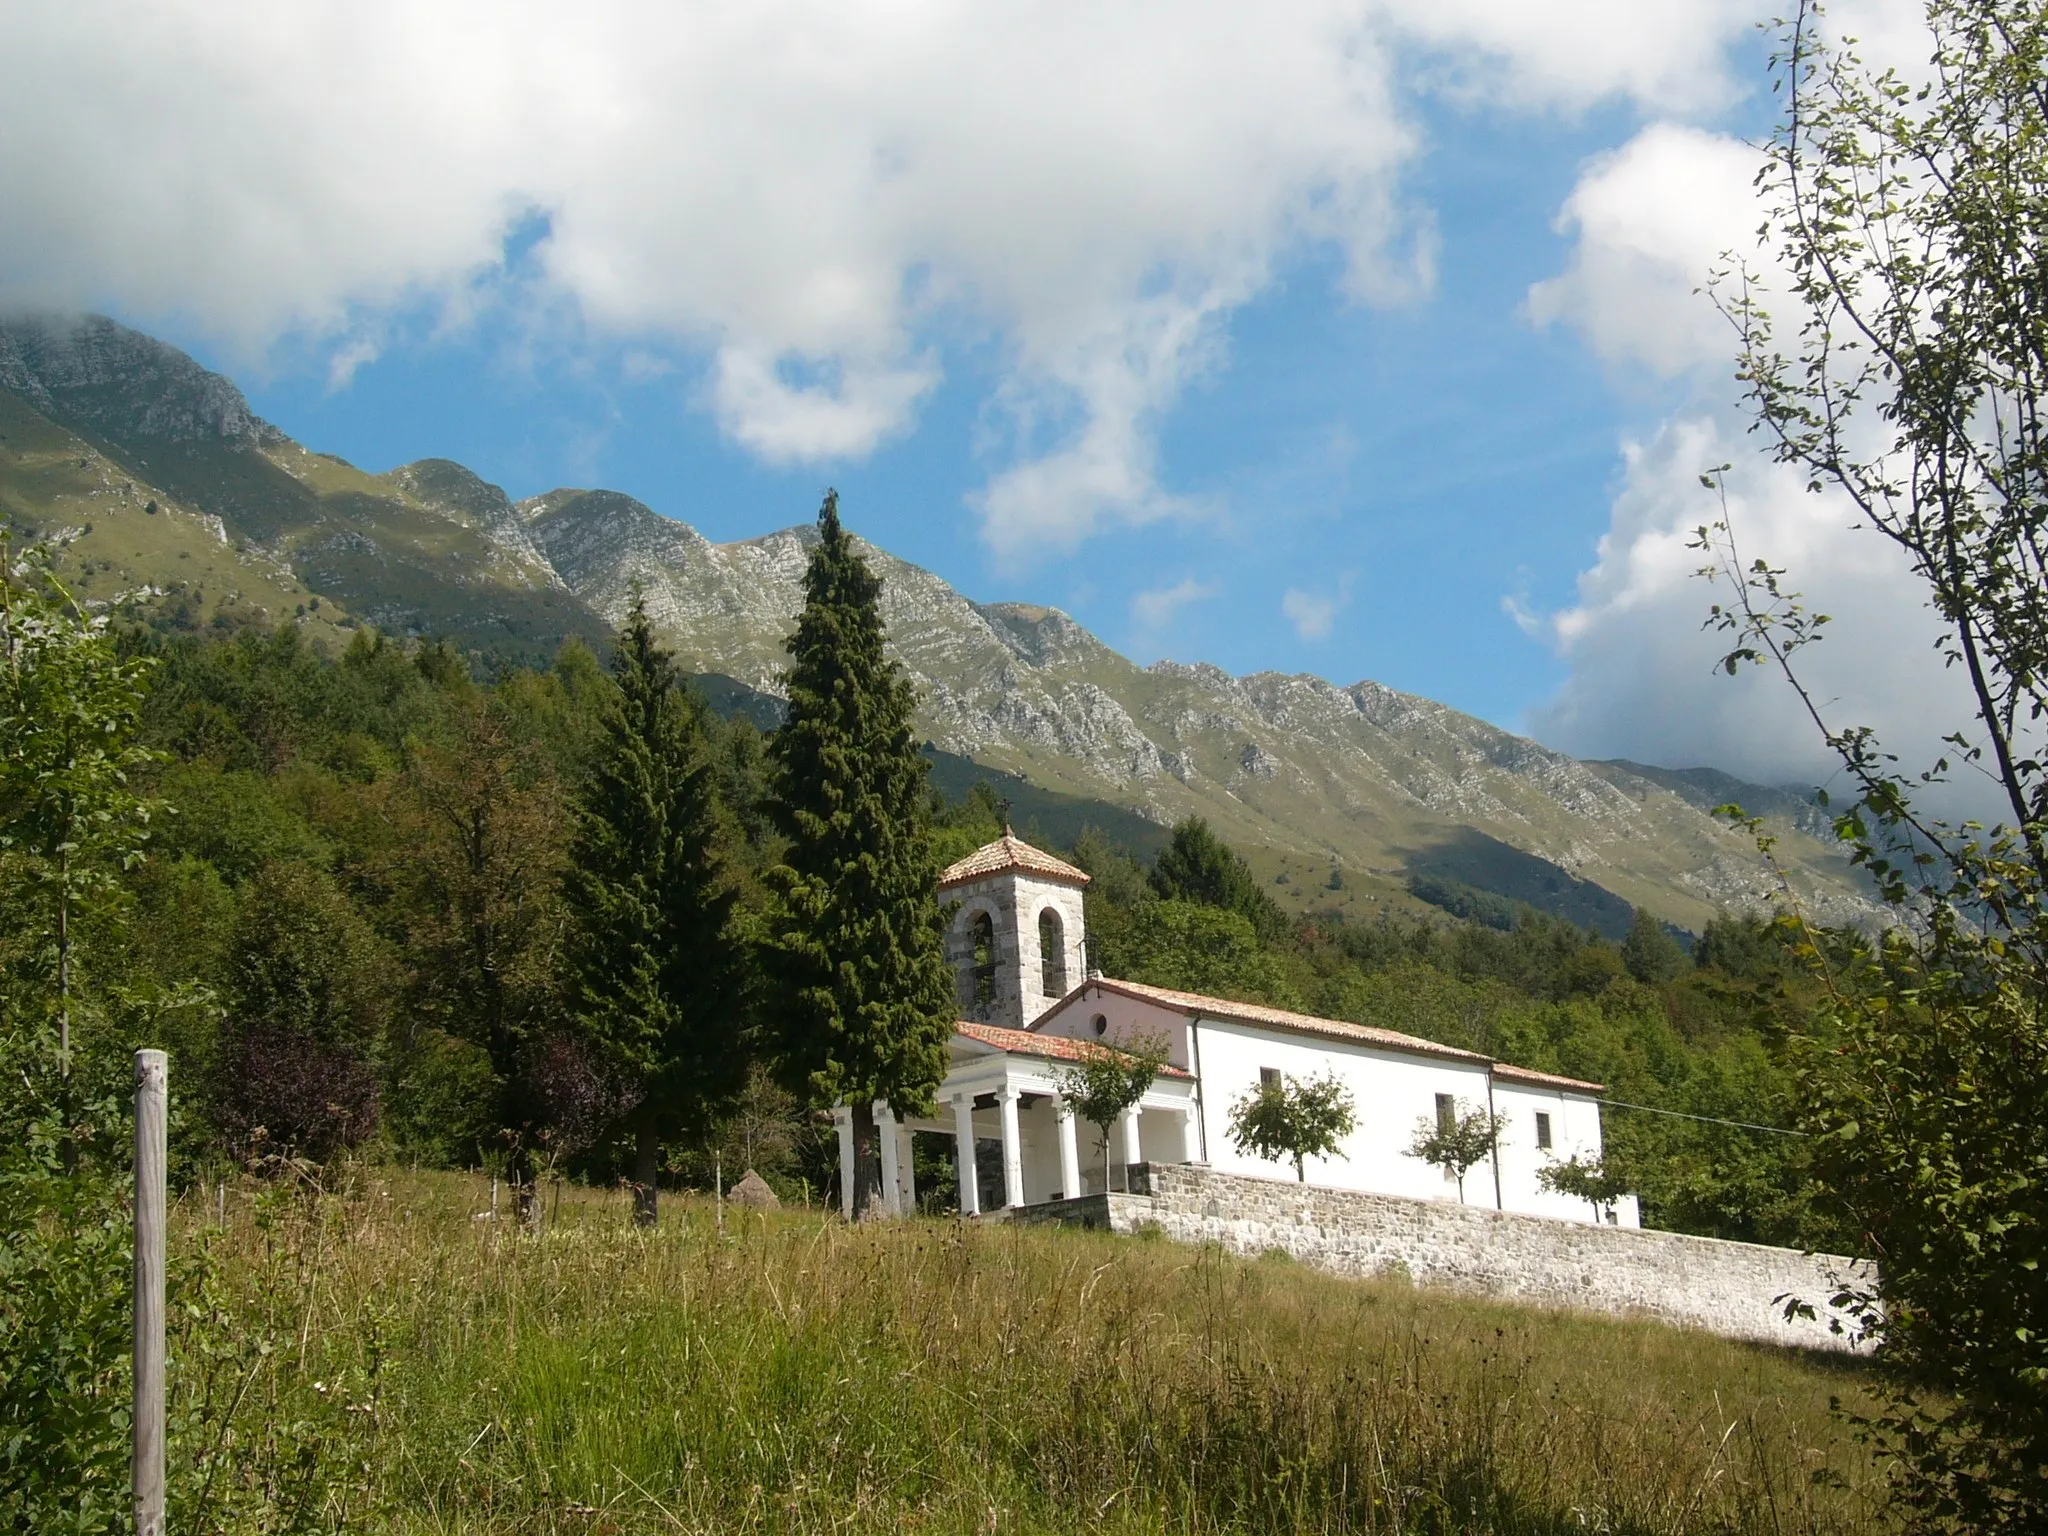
(175, 1173), (1891, 1534)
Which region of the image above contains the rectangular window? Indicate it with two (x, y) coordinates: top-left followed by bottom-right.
(1535, 1111), (1553, 1150)
(1434, 1092), (1455, 1133)
(1259, 1067), (1281, 1089)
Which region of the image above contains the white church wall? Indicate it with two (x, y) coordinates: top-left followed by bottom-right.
(1036, 984), (1195, 1068)
(1036, 985), (1628, 1226)
(1016, 1098), (1058, 1204)
(1488, 1081), (1633, 1226)
(1192, 1017), (1502, 1204)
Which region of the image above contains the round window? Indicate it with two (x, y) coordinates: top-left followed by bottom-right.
(1092, 1013), (1108, 1036)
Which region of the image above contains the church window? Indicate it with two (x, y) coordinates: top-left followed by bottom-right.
(1092, 1013), (1108, 1037)
(1039, 908), (1067, 996)
(1434, 1093), (1456, 1134)
(1260, 1067), (1281, 1089)
(969, 910), (997, 1015)
(1535, 1112), (1553, 1150)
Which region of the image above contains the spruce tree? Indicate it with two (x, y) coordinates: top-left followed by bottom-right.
(766, 491), (955, 1218)
(563, 596), (746, 1226)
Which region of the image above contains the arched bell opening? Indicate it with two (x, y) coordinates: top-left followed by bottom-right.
(1039, 907), (1067, 998)
(968, 909), (998, 1018)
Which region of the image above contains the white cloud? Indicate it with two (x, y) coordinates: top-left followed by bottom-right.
(0, 0), (1769, 556)
(1380, 0), (1758, 116)
(1131, 577), (1217, 633)
(711, 349), (940, 463)
(1529, 411), (1980, 807)
(1282, 587), (1340, 641)
(1526, 123), (1765, 376)
(1522, 45), (2005, 809)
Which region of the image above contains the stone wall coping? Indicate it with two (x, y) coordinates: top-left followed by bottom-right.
(1127, 1163), (1865, 1271)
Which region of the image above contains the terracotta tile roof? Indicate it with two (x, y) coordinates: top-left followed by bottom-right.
(938, 831), (1092, 890)
(1074, 979), (1608, 1094)
(1085, 978), (1494, 1066)
(954, 1020), (1193, 1079)
(1488, 1062), (1607, 1094)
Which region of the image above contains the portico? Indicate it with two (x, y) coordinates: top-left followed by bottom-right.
(834, 1021), (1198, 1218)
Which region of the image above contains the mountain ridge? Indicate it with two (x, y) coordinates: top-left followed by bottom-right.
(0, 311), (1875, 933)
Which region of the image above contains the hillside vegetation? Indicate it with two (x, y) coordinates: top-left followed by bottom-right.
(44, 622), (1833, 1250)
(163, 1171), (1888, 1535)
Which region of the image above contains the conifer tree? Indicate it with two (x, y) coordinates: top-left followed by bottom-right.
(765, 491), (955, 1218)
(564, 596), (746, 1226)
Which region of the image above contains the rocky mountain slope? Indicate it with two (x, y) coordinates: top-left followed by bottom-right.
(0, 313), (1874, 933)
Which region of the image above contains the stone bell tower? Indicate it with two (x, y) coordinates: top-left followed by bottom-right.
(938, 831), (1091, 1030)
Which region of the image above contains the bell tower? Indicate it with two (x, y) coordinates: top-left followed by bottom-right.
(938, 831), (1090, 1030)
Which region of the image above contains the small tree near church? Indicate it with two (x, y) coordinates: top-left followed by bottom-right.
(1055, 1035), (1167, 1193)
(1229, 1070), (1356, 1183)
(765, 491), (956, 1219)
(1408, 1098), (1504, 1204)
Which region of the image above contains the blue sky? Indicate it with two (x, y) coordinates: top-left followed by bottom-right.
(160, 97), (1665, 732)
(2, 0), (1962, 786)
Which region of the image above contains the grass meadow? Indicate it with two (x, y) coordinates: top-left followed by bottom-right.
(170, 1172), (1892, 1535)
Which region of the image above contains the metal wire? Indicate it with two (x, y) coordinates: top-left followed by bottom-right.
(1599, 1097), (1809, 1137)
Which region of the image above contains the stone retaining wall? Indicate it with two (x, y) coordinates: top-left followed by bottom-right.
(1012, 1163), (1868, 1352)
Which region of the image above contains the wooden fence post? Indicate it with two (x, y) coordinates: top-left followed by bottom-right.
(134, 1049), (166, 1536)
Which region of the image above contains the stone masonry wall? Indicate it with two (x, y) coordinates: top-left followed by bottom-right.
(1014, 1164), (1869, 1352)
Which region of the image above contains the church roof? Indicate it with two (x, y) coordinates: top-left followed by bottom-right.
(955, 1020), (1193, 1078)
(1072, 978), (1606, 1093)
(1489, 1062), (1608, 1094)
(937, 831), (1091, 890)
(1083, 978), (1492, 1065)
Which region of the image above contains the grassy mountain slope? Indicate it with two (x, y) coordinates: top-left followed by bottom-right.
(0, 312), (1875, 933)
(0, 314), (608, 662)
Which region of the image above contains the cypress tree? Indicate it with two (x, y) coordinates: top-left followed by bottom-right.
(563, 596), (746, 1226)
(766, 491), (955, 1218)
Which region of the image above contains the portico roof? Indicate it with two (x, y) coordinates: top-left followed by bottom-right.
(938, 832), (1091, 890)
(954, 1020), (1194, 1079)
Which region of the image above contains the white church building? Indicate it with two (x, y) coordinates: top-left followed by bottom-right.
(837, 831), (1639, 1228)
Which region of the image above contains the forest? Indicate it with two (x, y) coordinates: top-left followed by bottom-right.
(24, 604), (1836, 1250)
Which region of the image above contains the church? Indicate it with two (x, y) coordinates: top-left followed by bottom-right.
(835, 831), (1638, 1228)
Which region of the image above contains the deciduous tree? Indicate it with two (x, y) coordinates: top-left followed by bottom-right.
(1705, 1), (2048, 1521)
(1056, 1036), (1167, 1193)
(1406, 1099), (1503, 1204)
(1231, 1069), (1356, 1183)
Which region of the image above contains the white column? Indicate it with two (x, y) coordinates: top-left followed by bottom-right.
(1054, 1097), (1081, 1200)
(898, 1123), (917, 1212)
(952, 1095), (980, 1216)
(1174, 1104), (1199, 1164)
(876, 1101), (902, 1217)
(834, 1105), (855, 1218)
(1119, 1105), (1143, 1188)
(997, 1084), (1025, 1209)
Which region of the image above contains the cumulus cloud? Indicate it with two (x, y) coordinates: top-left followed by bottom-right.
(1525, 95), (1990, 806)
(1380, 0), (1758, 115)
(1525, 123), (1764, 376)
(1131, 577), (1217, 633)
(0, 0), (1767, 556)
(1529, 412), (1968, 793)
(1282, 587), (1341, 641)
